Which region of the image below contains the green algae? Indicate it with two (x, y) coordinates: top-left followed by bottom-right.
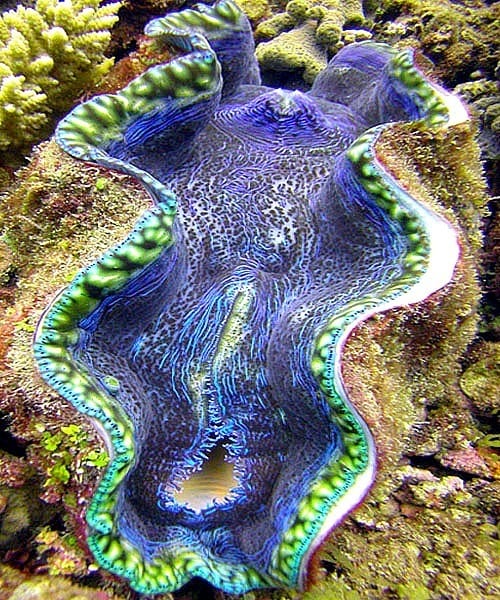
(460, 341), (500, 416)
(38, 423), (109, 488)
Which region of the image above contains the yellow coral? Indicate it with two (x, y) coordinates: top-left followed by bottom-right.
(233, 0), (271, 23)
(255, 21), (327, 83)
(255, 0), (371, 81)
(0, 0), (120, 152)
(256, 21), (327, 83)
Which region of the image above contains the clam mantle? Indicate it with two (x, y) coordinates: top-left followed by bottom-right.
(34, 0), (465, 594)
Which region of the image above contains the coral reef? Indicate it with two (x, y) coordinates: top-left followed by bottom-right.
(460, 341), (500, 416)
(255, 0), (372, 83)
(371, 0), (499, 86)
(234, 0), (271, 23)
(460, 340), (500, 479)
(371, 0), (500, 193)
(0, 0), (120, 156)
(253, 0), (498, 88)
(0, 564), (121, 600)
(455, 78), (500, 167)
(0, 1), (497, 599)
(256, 20), (328, 84)
(256, 0), (368, 45)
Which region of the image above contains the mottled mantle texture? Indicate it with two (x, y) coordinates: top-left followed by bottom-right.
(0, 1), (496, 600)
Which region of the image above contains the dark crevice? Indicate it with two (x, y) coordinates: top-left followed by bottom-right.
(0, 414), (27, 457)
(408, 454), (485, 482)
(321, 559), (345, 577)
(472, 412), (499, 430)
(46, 511), (66, 534)
(174, 577), (217, 600)
(478, 192), (499, 342)
(408, 454), (446, 473)
(111, 37), (138, 63)
(260, 69), (310, 92)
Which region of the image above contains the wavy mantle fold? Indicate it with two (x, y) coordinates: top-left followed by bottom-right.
(34, 0), (465, 594)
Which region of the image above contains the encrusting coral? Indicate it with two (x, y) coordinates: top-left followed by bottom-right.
(0, 0), (121, 154)
(255, 0), (372, 83)
(0, 564), (121, 600)
(370, 0), (499, 176)
(371, 0), (499, 86)
(256, 20), (328, 84)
